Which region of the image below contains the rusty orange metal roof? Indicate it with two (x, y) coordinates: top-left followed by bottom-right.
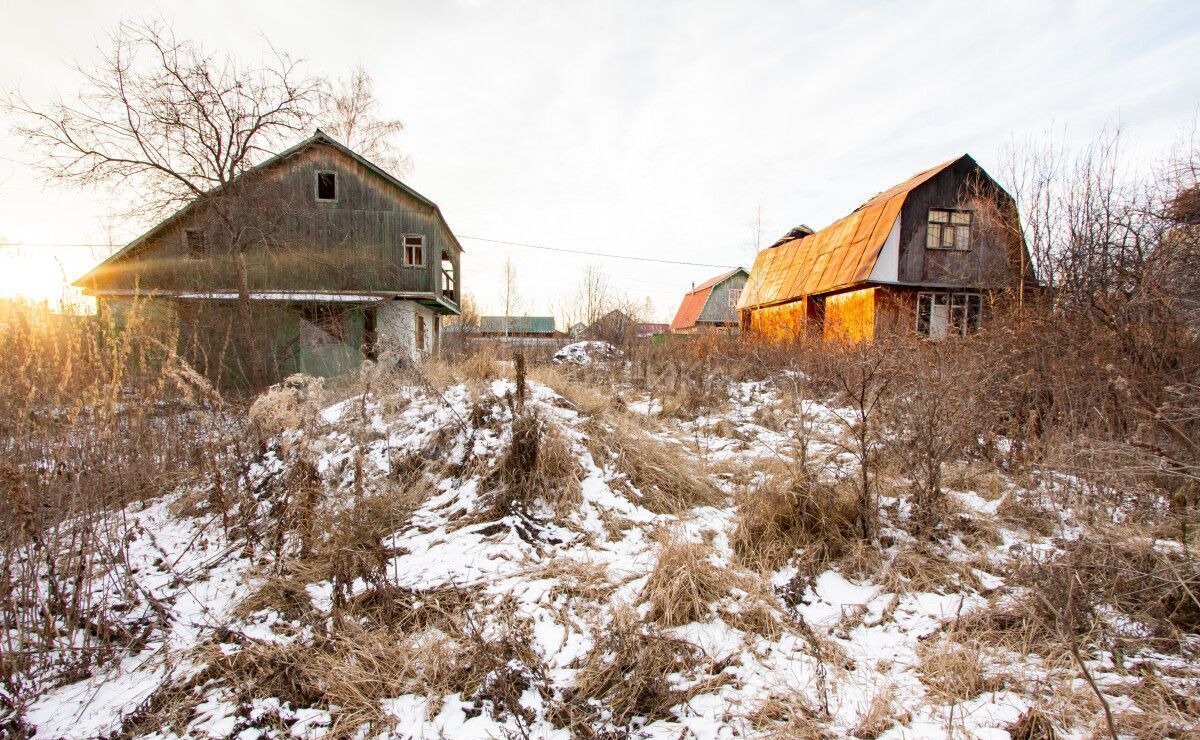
(738, 155), (965, 310)
(670, 267), (747, 331)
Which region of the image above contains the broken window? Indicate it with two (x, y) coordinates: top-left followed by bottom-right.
(916, 292), (981, 338)
(185, 229), (207, 259)
(403, 235), (424, 266)
(926, 209), (972, 250)
(415, 313), (425, 351)
(299, 304), (345, 342)
(727, 287), (742, 308)
(316, 171), (337, 201)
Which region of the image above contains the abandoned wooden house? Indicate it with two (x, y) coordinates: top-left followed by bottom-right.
(669, 267), (748, 333)
(74, 130), (462, 386)
(737, 154), (1035, 342)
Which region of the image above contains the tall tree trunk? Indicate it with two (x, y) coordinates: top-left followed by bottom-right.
(235, 251), (264, 389)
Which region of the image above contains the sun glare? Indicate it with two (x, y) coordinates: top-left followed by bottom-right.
(0, 244), (97, 313)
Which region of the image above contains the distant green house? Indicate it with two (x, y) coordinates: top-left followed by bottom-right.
(476, 316), (559, 338)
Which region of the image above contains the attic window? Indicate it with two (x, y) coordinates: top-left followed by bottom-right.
(927, 209), (971, 250)
(185, 229), (207, 259)
(403, 235), (424, 266)
(316, 171), (337, 201)
(728, 287), (742, 308)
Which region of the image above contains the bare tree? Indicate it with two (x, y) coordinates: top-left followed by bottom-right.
(7, 19), (323, 386)
(319, 64), (410, 176)
(500, 256), (523, 336)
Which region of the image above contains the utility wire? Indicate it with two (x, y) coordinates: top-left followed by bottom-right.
(453, 235), (738, 268)
(2, 234), (743, 269)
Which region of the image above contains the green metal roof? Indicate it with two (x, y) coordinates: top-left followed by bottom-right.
(479, 316), (557, 334)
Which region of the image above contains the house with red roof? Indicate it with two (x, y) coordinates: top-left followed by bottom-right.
(669, 267), (749, 334)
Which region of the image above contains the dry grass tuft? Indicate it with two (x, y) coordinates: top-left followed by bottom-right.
(917, 638), (1002, 704)
(641, 539), (729, 627)
(731, 467), (860, 573)
(852, 684), (900, 739)
(235, 574), (317, 623)
(879, 542), (982, 594)
(1006, 707), (1058, 739)
(479, 409), (583, 522)
(529, 364), (616, 419)
(583, 416), (723, 514)
(563, 607), (727, 728)
(745, 690), (830, 739)
(247, 374), (325, 439)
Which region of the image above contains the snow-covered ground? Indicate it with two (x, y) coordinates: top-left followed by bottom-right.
(7, 369), (1198, 738)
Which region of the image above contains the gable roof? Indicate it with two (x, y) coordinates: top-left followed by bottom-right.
(737, 155), (969, 310)
(670, 267), (748, 331)
(479, 316), (557, 334)
(74, 130), (461, 287)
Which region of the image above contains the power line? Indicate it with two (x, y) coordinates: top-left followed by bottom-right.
(2, 234), (743, 270)
(454, 234), (737, 269)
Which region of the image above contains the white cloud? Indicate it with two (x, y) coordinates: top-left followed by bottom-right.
(1, 0), (1198, 318)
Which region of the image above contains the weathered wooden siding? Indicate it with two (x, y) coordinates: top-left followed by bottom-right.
(823, 287), (876, 342)
(743, 298), (810, 341)
(697, 273), (747, 324)
(897, 159), (1024, 289)
(86, 142), (461, 308)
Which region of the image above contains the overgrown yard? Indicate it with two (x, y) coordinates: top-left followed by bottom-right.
(2, 328), (1198, 738)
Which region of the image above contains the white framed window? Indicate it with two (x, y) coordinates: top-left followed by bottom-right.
(184, 229), (207, 260)
(916, 292), (981, 338)
(727, 287), (742, 308)
(926, 209), (972, 250)
(403, 235), (424, 266)
(315, 171), (337, 201)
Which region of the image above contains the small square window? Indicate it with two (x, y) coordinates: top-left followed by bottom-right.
(185, 229), (207, 259)
(728, 287), (742, 308)
(926, 208), (971, 250)
(316, 171), (337, 201)
(403, 235), (424, 266)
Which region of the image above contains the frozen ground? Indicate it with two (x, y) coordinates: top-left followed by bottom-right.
(7, 368), (1198, 738)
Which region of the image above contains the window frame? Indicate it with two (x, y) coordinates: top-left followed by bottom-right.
(402, 234), (425, 267)
(925, 208), (973, 251)
(727, 287), (742, 308)
(915, 291), (982, 338)
(315, 170), (338, 202)
(184, 229), (207, 260)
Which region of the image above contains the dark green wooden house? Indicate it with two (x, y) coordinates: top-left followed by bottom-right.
(74, 131), (462, 387)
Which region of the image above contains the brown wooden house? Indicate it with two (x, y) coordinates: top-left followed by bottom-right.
(737, 154), (1035, 342)
(74, 130), (462, 386)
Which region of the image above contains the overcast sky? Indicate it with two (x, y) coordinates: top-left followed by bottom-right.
(1, 0), (1198, 320)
